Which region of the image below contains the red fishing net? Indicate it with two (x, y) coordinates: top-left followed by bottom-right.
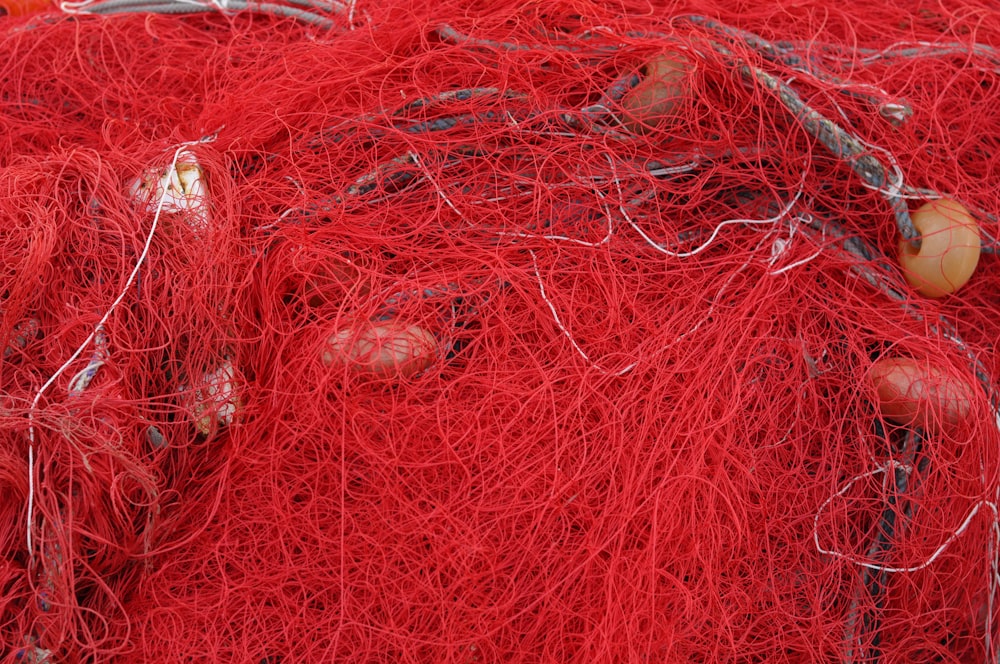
(1, 0), (999, 661)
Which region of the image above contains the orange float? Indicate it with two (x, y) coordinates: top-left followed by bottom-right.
(323, 319), (438, 379)
(301, 261), (366, 308)
(869, 357), (974, 432)
(0, 0), (51, 16)
(620, 52), (690, 133)
(898, 199), (980, 298)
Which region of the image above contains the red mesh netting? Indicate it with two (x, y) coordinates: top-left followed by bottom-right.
(1, 0), (999, 661)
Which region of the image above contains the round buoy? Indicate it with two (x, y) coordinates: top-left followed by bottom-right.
(898, 199), (980, 298)
(323, 319), (438, 379)
(870, 357), (974, 432)
(620, 53), (690, 134)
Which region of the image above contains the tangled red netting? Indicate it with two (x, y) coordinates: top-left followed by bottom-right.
(1, 0), (999, 662)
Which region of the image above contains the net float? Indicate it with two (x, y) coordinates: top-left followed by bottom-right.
(620, 52), (690, 133)
(130, 150), (210, 236)
(178, 356), (244, 436)
(301, 260), (367, 308)
(322, 319), (437, 379)
(869, 357), (974, 432)
(898, 199), (980, 298)
(0, 0), (50, 16)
